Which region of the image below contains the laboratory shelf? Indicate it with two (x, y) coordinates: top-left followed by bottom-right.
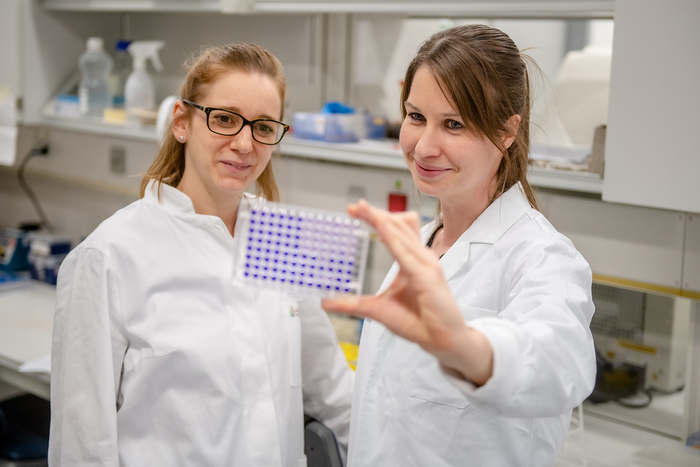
(255, 1), (614, 18)
(281, 136), (407, 170)
(528, 165), (603, 194)
(37, 114), (603, 194)
(41, 0), (222, 12)
(42, 109), (158, 143)
(281, 136), (604, 194)
(41, 0), (615, 18)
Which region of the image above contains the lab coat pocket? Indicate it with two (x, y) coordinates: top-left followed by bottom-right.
(399, 305), (497, 409)
(123, 347), (175, 373)
(285, 299), (303, 387)
(399, 342), (471, 410)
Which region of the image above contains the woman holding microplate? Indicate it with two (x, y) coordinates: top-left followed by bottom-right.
(323, 25), (596, 467)
(50, 43), (353, 466)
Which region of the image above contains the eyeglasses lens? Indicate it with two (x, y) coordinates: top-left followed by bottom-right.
(208, 110), (283, 144)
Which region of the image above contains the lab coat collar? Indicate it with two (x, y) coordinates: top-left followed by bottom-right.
(467, 182), (532, 244)
(144, 179), (257, 217)
(144, 179), (197, 214)
(438, 182), (532, 283)
(143, 179), (241, 239)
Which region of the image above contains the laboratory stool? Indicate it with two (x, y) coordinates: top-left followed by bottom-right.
(0, 394), (49, 467)
(304, 416), (343, 467)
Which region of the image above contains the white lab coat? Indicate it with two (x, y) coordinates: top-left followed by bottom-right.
(347, 184), (596, 467)
(50, 180), (354, 467)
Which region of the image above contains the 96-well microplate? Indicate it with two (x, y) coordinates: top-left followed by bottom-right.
(233, 199), (370, 298)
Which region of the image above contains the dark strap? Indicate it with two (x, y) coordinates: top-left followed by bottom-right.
(426, 224), (444, 247)
(426, 224), (445, 259)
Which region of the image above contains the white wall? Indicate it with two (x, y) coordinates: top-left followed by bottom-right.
(350, 16), (570, 123)
(0, 127), (141, 246)
(125, 12), (326, 116)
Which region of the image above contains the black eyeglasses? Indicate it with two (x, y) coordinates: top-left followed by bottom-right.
(183, 99), (290, 145)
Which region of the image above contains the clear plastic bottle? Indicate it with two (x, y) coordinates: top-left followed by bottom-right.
(78, 37), (114, 118)
(111, 40), (132, 107)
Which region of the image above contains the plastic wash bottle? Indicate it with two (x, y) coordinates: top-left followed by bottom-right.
(124, 41), (165, 121)
(78, 37), (114, 118)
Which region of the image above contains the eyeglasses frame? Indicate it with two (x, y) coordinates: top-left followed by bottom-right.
(182, 99), (290, 146)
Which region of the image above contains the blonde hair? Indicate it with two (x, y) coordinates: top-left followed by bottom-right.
(140, 43), (285, 201)
(401, 24), (538, 210)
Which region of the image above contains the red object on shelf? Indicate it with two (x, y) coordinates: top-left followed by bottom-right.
(388, 192), (407, 212)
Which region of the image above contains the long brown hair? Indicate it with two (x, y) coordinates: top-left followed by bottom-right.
(401, 24), (538, 210)
(140, 43), (285, 201)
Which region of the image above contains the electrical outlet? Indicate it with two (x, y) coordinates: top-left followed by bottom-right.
(33, 127), (51, 148)
(109, 146), (127, 174)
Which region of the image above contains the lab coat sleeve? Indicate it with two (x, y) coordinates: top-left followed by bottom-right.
(298, 296), (354, 461)
(49, 247), (128, 467)
(444, 235), (596, 418)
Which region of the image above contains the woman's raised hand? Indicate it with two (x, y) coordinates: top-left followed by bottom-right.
(321, 200), (493, 385)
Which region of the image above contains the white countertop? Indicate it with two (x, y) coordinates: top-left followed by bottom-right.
(0, 281), (55, 399)
(0, 281), (55, 366)
(556, 410), (693, 467)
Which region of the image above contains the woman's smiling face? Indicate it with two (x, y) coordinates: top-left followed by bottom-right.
(400, 66), (506, 207)
(175, 70), (282, 203)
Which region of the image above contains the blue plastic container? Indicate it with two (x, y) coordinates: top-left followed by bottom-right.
(293, 112), (366, 143)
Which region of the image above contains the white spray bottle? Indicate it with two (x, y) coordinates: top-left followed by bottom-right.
(124, 41), (165, 121)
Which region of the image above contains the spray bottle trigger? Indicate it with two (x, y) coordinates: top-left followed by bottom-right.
(150, 51), (164, 73)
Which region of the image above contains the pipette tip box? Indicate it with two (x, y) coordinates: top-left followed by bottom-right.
(234, 199), (370, 298)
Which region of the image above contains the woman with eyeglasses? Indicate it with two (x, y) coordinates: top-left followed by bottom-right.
(323, 25), (596, 466)
(50, 43), (354, 467)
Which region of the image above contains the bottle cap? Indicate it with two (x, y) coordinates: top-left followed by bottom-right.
(87, 37), (104, 51)
(116, 40), (132, 51)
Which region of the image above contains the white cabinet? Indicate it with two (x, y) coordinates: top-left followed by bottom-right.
(540, 193), (687, 291)
(604, 0), (700, 214)
(684, 215), (700, 296)
(543, 192), (700, 299)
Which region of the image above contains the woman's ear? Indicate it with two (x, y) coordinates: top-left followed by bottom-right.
(503, 114), (521, 149)
(171, 100), (189, 143)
